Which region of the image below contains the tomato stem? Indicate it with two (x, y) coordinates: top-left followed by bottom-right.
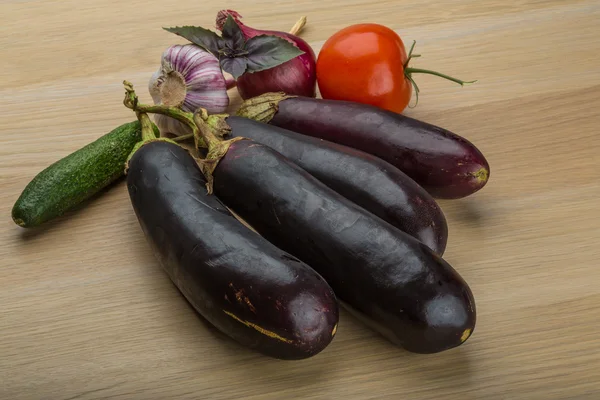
(403, 40), (476, 108)
(404, 40), (419, 67)
(406, 75), (421, 109)
(405, 67), (477, 86)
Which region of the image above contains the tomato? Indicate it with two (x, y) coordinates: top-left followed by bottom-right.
(316, 23), (474, 114)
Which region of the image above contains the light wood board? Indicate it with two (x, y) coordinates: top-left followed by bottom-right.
(2, 1), (600, 399)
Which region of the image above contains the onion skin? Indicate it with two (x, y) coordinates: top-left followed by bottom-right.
(238, 32), (316, 99)
(216, 10), (317, 99)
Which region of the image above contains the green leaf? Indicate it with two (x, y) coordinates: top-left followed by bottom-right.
(221, 15), (245, 50)
(163, 26), (224, 55)
(220, 56), (248, 79)
(245, 35), (305, 73)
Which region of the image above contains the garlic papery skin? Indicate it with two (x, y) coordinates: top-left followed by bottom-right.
(148, 44), (229, 136)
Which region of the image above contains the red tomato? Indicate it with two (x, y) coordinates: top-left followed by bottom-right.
(316, 23), (474, 114)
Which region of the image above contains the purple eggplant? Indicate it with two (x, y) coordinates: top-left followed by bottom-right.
(121, 79), (475, 354)
(127, 140), (338, 360)
(183, 107), (476, 353)
(209, 138), (476, 353)
(223, 115), (448, 255)
(237, 93), (490, 199)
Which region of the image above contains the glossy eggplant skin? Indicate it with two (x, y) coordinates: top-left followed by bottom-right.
(127, 141), (338, 360)
(213, 139), (476, 354)
(226, 116), (448, 255)
(266, 96), (489, 199)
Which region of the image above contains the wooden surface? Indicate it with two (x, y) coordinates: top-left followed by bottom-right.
(2, 1), (600, 399)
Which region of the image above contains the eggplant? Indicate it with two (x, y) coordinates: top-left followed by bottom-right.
(196, 124), (476, 353)
(223, 115), (448, 255)
(126, 140), (339, 360)
(237, 93), (490, 199)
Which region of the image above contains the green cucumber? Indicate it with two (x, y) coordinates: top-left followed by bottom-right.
(12, 120), (159, 228)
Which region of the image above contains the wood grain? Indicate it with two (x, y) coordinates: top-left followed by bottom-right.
(2, 1), (600, 399)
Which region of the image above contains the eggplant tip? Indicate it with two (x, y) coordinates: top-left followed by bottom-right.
(471, 167), (489, 184)
(461, 328), (472, 343)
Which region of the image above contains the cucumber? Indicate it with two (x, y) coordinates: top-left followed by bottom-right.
(12, 120), (159, 228)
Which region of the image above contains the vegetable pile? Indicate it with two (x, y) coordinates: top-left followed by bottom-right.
(12, 11), (489, 360)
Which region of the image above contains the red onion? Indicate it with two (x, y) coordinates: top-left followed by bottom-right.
(216, 10), (317, 99)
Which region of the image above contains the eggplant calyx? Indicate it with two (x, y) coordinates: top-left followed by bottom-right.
(124, 137), (178, 174)
(193, 109), (246, 194)
(124, 111), (176, 174)
(236, 92), (296, 123)
(204, 113), (233, 140)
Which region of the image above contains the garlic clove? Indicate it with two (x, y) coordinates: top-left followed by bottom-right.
(148, 69), (163, 105)
(153, 113), (193, 136)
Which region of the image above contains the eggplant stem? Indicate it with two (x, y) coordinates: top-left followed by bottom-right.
(123, 80), (206, 148)
(192, 109), (244, 194)
(193, 109), (222, 150)
(136, 112), (157, 142)
(124, 110), (180, 173)
(172, 133), (194, 143)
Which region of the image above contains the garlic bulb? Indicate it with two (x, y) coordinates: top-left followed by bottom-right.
(148, 44), (229, 136)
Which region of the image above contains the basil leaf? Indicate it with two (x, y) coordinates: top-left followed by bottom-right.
(245, 35), (305, 73)
(220, 56), (248, 79)
(221, 15), (245, 51)
(163, 26), (223, 55)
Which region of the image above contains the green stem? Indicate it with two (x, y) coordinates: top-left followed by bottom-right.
(138, 104), (196, 127)
(172, 133), (194, 143)
(136, 112), (157, 141)
(191, 109), (244, 194)
(123, 80), (204, 148)
(193, 109), (222, 150)
(404, 67), (477, 86)
(403, 40), (419, 68)
(406, 75), (421, 109)
(407, 40), (417, 59)
(401, 41), (476, 108)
